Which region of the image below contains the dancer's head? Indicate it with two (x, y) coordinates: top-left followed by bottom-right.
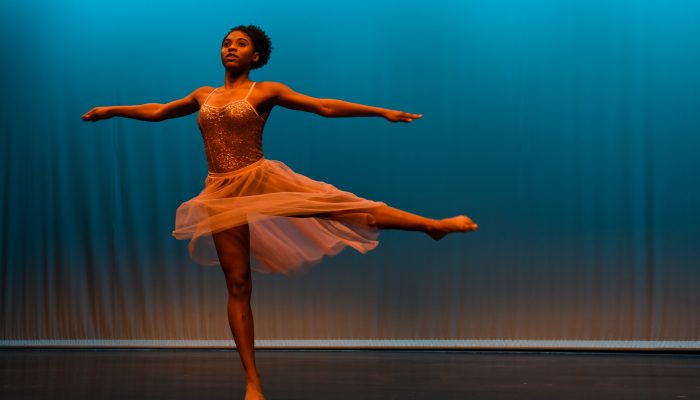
(220, 24), (273, 71)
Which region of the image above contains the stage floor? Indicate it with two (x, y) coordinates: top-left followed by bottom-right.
(1, 349), (698, 399)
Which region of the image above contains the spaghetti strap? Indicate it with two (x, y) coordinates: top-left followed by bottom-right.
(201, 88), (218, 107)
(243, 82), (256, 101)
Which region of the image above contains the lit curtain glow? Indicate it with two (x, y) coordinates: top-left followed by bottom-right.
(1, 0), (698, 346)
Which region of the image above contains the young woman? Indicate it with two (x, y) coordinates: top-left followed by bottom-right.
(82, 24), (477, 400)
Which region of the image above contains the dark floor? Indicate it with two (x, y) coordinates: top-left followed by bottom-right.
(1, 349), (699, 399)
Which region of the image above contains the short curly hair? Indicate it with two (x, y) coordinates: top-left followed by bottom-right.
(221, 24), (273, 70)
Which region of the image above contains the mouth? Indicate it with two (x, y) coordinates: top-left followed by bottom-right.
(225, 55), (238, 60)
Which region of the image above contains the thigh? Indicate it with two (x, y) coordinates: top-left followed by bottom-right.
(212, 224), (251, 281)
(296, 205), (384, 220)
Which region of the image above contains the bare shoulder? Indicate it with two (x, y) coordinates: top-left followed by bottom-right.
(155, 86), (217, 121)
(256, 81), (293, 98)
(193, 85), (217, 105)
(198, 85), (217, 92)
(256, 81), (325, 114)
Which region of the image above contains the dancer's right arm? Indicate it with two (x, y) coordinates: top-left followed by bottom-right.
(82, 87), (210, 122)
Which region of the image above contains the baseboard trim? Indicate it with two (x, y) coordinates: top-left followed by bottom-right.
(1, 340), (698, 351)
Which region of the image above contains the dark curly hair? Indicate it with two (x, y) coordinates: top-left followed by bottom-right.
(221, 24), (273, 70)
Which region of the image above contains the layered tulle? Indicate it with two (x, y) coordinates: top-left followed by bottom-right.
(172, 157), (386, 275)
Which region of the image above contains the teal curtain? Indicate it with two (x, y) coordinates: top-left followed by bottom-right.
(1, 0), (698, 347)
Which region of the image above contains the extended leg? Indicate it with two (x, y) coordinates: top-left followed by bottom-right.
(310, 203), (478, 240)
(212, 224), (265, 400)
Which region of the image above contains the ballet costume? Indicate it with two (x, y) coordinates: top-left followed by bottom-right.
(171, 82), (386, 275)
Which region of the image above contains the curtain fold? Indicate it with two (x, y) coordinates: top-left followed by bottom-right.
(1, 0), (698, 346)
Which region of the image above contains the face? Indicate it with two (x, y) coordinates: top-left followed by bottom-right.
(221, 30), (259, 70)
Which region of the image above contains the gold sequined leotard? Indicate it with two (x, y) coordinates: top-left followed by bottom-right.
(175, 81), (386, 275)
(198, 82), (268, 173)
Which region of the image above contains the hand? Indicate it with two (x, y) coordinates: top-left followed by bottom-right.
(383, 109), (423, 123)
(82, 107), (113, 122)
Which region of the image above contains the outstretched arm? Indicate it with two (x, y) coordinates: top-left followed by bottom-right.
(82, 86), (211, 122)
(269, 81), (423, 123)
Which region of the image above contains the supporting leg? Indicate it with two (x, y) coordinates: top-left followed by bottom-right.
(212, 224), (265, 400)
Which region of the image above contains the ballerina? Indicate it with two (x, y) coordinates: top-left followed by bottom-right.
(82, 24), (477, 400)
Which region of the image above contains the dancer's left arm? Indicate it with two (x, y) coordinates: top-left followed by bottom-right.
(269, 81), (423, 123)
(324, 98), (423, 123)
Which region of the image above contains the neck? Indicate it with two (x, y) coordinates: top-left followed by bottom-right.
(223, 69), (251, 89)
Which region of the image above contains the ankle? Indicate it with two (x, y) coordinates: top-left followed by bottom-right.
(244, 383), (266, 400)
(426, 219), (442, 232)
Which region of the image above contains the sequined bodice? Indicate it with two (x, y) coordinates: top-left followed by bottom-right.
(197, 82), (266, 173)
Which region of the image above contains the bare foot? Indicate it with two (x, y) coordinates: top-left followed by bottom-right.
(244, 380), (265, 400)
(427, 215), (478, 240)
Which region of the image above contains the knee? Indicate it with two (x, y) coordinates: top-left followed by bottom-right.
(225, 272), (252, 300)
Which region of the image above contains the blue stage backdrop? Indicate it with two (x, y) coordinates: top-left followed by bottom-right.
(1, 0), (698, 349)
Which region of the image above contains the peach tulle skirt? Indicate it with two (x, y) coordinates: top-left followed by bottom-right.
(172, 157), (386, 275)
